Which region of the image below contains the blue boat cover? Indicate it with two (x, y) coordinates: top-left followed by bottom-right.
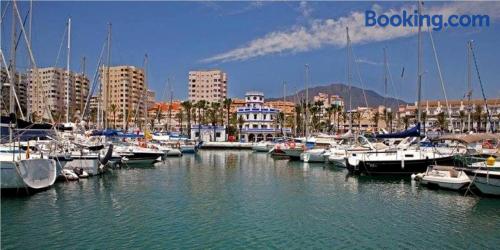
(376, 123), (421, 139)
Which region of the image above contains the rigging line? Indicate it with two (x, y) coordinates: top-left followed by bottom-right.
(82, 39), (107, 120)
(0, 50), (24, 119)
(0, 1), (10, 25)
(428, 27), (453, 133)
(12, 0), (55, 125)
(351, 51), (369, 108)
(53, 24), (67, 68)
(384, 51), (401, 110)
(469, 42), (494, 132)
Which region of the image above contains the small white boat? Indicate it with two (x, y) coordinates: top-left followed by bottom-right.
(60, 169), (79, 181)
(252, 141), (275, 152)
(300, 148), (327, 163)
(413, 165), (470, 190)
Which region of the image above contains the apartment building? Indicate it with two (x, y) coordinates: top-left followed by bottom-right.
(1, 68), (28, 116)
(28, 67), (89, 121)
(100, 65), (155, 128)
(398, 98), (500, 132)
(188, 70), (227, 103)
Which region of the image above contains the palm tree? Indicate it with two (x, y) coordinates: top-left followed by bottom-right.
(402, 116), (409, 130)
(237, 115), (245, 141)
(458, 110), (465, 132)
(176, 110), (184, 134)
(209, 102), (221, 141)
(109, 104), (118, 129)
(223, 98), (232, 140)
(294, 103), (303, 136)
(387, 111), (393, 133)
(309, 105), (320, 132)
(124, 109), (130, 132)
(371, 111), (380, 132)
(474, 105), (483, 132)
(421, 111), (427, 135)
(325, 106), (334, 133)
(278, 112), (285, 136)
(437, 111), (447, 132)
(181, 101), (192, 136)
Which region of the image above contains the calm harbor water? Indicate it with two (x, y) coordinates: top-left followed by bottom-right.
(2, 150), (500, 249)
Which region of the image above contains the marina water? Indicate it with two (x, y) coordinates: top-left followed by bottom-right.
(2, 150), (499, 249)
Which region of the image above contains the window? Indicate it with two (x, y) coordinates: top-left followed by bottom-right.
(195, 132), (200, 137)
(253, 124), (258, 128)
(216, 132), (221, 138)
(254, 114), (257, 119)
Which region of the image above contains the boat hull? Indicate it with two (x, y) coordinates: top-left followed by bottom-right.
(1, 159), (57, 190)
(463, 169), (500, 196)
(346, 156), (455, 175)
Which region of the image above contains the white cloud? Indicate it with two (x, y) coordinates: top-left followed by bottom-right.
(201, 2), (500, 63)
(356, 58), (382, 66)
(298, 1), (313, 19)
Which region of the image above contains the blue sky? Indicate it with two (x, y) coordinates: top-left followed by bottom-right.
(2, 1), (499, 103)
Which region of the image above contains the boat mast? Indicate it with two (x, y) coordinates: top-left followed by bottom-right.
(466, 40), (473, 132)
(416, 1), (423, 125)
(383, 47), (388, 123)
(304, 64), (309, 138)
(65, 18), (71, 124)
(26, 0), (32, 121)
(9, 3), (17, 145)
(346, 27), (353, 132)
(105, 22), (111, 129)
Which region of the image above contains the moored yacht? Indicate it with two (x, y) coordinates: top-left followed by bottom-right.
(413, 165), (470, 190)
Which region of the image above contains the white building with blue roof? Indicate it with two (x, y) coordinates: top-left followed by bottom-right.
(237, 91), (291, 142)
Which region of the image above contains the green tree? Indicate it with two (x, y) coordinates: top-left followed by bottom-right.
(109, 104), (118, 129)
(437, 111), (448, 131)
(237, 115), (245, 141)
(474, 105), (483, 132)
(371, 111), (380, 132)
(325, 106), (335, 133)
(223, 98), (232, 139)
(181, 101), (193, 136)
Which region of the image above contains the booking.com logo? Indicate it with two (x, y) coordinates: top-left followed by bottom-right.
(365, 10), (490, 31)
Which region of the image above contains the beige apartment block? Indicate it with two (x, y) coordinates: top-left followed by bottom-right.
(1, 68), (28, 116)
(28, 67), (89, 122)
(100, 65), (156, 128)
(188, 70), (227, 103)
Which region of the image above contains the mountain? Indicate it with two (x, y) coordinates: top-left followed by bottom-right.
(267, 83), (409, 110)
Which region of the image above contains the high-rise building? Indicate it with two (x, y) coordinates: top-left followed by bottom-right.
(188, 70), (227, 103)
(1, 68), (28, 116)
(100, 65), (156, 128)
(28, 67), (89, 121)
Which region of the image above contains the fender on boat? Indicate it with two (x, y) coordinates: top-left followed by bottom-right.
(99, 144), (114, 165)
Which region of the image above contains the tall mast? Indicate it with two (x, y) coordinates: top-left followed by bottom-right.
(346, 27), (353, 132)
(9, 3), (17, 145)
(383, 47), (388, 119)
(416, 1), (423, 124)
(466, 40), (473, 132)
(81, 56), (86, 113)
(65, 18), (71, 123)
(304, 64), (309, 138)
(143, 53), (148, 129)
(105, 22), (111, 129)
(26, 0), (33, 121)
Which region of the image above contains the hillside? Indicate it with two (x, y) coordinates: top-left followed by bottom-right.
(267, 83), (409, 110)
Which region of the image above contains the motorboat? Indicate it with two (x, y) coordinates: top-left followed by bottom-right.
(252, 141), (275, 152)
(462, 156), (500, 196)
(412, 165), (470, 190)
(300, 148), (328, 163)
(179, 140), (199, 154)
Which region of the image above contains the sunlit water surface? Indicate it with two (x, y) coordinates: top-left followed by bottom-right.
(2, 150), (500, 249)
